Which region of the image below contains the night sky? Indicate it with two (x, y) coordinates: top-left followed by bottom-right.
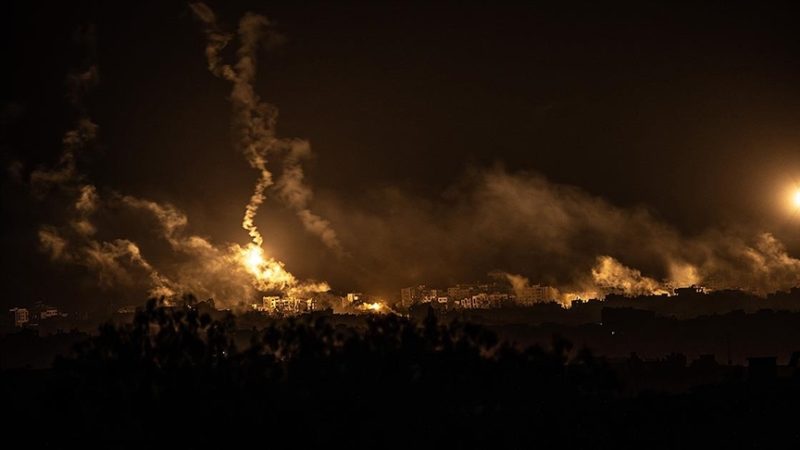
(3, 0), (800, 310)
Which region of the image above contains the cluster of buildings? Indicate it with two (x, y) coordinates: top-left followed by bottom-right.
(250, 292), (390, 316)
(244, 281), (562, 316)
(251, 296), (318, 315)
(7, 302), (64, 328)
(400, 282), (558, 310)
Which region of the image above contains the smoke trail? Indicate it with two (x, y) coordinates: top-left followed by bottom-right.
(31, 26), (99, 192)
(278, 140), (344, 254)
(119, 195), (318, 297)
(30, 116), (97, 191)
(187, 2), (236, 80)
(191, 3), (276, 251)
(31, 15), (333, 308)
(190, 2), (342, 254)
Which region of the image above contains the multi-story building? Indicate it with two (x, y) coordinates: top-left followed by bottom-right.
(9, 308), (30, 327)
(405, 280), (558, 309)
(400, 285), (426, 307)
(514, 285), (557, 305)
(421, 289), (442, 303)
(33, 303), (60, 321)
(262, 296), (316, 315)
(447, 285), (474, 301)
(488, 292), (509, 304)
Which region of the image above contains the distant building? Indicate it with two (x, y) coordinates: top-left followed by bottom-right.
(9, 308), (30, 327)
(406, 281), (555, 309)
(488, 292), (509, 303)
(515, 285), (557, 305)
(461, 293), (491, 309)
(260, 296), (280, 311)
(421, 289), (443, 303)
(674, 286), (707, 296)
(447, 285), (474, 301)
(400, 286), (426, 307)
(36, 305), (60, 321)
(346, 293), (364, 305)
(263, 296), (315, 315)
(23, 301), (64, 322)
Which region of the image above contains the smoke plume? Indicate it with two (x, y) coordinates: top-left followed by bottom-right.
(319, 167), (800, 300)
(29, 6), (800, 311)
(30, 15), (331, 308)
(190, 2), (342, 254)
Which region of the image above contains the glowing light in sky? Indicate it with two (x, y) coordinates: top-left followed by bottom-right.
(793, 190), (800, 208)
(238, 243), (298, 292)
(244, 245), (265, 273)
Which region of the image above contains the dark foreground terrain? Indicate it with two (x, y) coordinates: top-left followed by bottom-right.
(4, 300), (800, 449)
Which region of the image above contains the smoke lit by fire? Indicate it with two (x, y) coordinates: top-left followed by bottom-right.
(28, 4), (338, 309)
(358, 302), (389, 314)
(24, 3), (800, 312)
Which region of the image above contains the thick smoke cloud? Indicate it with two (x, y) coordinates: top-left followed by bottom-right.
(28, 5), (800, 310)
(29, 13), (330, 309)
(320, 167), (800, 300)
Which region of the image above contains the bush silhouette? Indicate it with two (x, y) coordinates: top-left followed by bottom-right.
(14, 300), (617, 447)
(6, 299), (800, 448)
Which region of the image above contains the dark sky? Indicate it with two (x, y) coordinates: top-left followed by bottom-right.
(3, 0), (800, 309)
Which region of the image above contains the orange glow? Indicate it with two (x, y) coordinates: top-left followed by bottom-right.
(237, 243), (297, 291)
(358, 302), (387, 313)
(244, 245), (265, 273)
(793, 190), (800, 208)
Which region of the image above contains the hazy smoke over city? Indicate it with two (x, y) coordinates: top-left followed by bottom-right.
(23, 3), (800, 309)
(319, 167), (800, 301)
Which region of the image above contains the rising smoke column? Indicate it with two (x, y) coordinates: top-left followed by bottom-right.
(277, 140), (344, 254)
(189, 2), (343, 255)
(31, 18), (329, 308)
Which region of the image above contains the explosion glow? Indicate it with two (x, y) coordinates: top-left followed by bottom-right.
(26, 4), (340, 309)
(21, 2), (800, 314)
(237, 243), (300, 293)
(190, 3), (335, 302)
(360, 302), (385, 313)
(244, 245), (265, 272)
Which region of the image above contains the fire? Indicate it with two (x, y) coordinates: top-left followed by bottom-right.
(237, 243), (297, 292)
(244, 245), (265, 273)
(358, 302), (388, 313)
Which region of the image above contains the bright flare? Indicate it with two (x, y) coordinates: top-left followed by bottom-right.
(358, 302), (388, 314)
(793, 190), (800, 208)
(244, 245), (265, 273)
(238, 243), (297, 292)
